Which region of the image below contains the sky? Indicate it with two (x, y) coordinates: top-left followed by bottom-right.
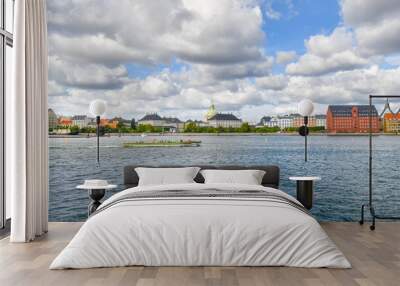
(47, 0), (400, 123)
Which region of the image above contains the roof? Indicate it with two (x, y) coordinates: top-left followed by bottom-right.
(258, 116), (273, 126)
(59, 118), (72, 123)
(328, 105), (378, 117)
(111, 117), (131, 123)
(139, 113), (163, 121)
(384, 113), (400, 120)
(72, 115), (87, 120)
(208, 113), (241, 121)
(277, 115), (294, 119)
(163, 117), (182, 123)
(315, 114), (326, 119)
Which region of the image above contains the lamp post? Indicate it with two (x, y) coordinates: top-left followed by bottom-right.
(89, 100), (107, 165)
(298, 99), (314, 162)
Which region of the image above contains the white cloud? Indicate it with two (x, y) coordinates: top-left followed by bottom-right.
(341, 0), (400, 56)
(354, 18), (400, 56)
(193, 56), (273, 80)
(48, 0), (265, 66)
(286, 28), (369, 76)
(49, 56), (129, 90)
(286, 51), (368, 76)
(305, 27), (353, 57)
(276, 51), (297, 64)
(341, 0), (400, 27)
(256, 75), (288, 90)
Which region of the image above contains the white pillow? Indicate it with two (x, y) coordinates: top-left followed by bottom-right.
(200, 169), (266, 185)
(135, 167), (200, 186)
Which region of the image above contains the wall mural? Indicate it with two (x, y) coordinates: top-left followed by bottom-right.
(46, 0), (400, 222)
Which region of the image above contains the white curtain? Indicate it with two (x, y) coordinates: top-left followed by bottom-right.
(9, 0), (48, 242)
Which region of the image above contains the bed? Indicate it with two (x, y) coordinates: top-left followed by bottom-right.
(50, 165), (350, 269)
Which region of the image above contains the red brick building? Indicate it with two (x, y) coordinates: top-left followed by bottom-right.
(326, 105), (380, 133)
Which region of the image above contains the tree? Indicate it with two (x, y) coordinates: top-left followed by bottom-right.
(184, 122), (197, 132)
(239, 122), (251, 132)
(137, 124), (155, 133)
(117, 121), (124, 129)
(69, 125), (80, 135)
(131, 118), (136, 129)
(216, 126), (225, 133)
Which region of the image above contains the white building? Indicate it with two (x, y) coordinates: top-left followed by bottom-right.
(315, 115), (327, 128)
(72, 115), (90, 128)
(277, 115), (294, 129)
(208, 113), (242, 128)
(138, 114), (185, 132)
(266, 117), (279, 128)
(185, 120), (208, 128)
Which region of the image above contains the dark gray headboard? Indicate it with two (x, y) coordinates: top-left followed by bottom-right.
(123, 165), (280, 189)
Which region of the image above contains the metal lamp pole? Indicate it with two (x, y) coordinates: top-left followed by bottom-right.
(90, 100), (107, 166)
(304, 116), (308, 162)
(96, 115), (100, 164)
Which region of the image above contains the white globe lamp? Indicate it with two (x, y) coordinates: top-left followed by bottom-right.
(298, 99), (314, 116)
(90, 100), (107, 117)
(89, 100), (107, 165)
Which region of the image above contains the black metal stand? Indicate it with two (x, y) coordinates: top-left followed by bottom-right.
(88, 189), (105, 216)
(360, 95), (400, 230)
(296, 180), (314, 210)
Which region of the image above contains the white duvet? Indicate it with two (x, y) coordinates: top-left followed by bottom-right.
(50, 183), (351, 269)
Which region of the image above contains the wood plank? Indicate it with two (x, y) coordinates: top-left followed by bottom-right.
(0, 222), (399, 286)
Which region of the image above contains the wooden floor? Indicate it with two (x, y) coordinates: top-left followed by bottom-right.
(0, 222), (399, 286)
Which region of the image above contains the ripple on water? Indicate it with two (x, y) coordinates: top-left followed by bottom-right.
(49, 135), (400, 222)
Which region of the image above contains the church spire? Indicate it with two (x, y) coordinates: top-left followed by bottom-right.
(205, 100), (217, 121)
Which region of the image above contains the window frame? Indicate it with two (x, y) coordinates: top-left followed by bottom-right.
(0, 0), (13, 230)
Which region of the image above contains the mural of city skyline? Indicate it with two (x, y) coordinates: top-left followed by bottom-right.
(48, 103), (400, 134)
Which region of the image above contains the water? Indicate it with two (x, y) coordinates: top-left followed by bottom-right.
(49, 135), (400, 222)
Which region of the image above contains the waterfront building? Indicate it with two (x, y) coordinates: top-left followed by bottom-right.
(138, 113), (165, 127)
(111, 117), (131, 127)
(258, 116), (272, 126)
(264, 117), (279, 128)
(293, 114), (326, 128)
(138, 113), (184, 132)
(293, 114), (308, 127)
(98, 118), (121, 129)
(185, 120), (208, 128)
(58, 117), (73, 127)
(107, 120), (119, 129)
(326, 105), (380, 133)
(100, 118), (110, 127)
(207, 113), (242, 128)
(72, 115), (90, 128)
(383, 113), (400, 133)
(315, 114), (327, 128)
(48, 108), (58, 129)
(277, 115), (294, 129)
(163, 117), (185, 132)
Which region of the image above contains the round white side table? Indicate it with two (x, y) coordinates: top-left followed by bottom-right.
(77, 183), (117, 216)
